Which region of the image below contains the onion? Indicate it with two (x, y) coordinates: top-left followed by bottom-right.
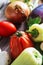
(5, 1), (30, 23)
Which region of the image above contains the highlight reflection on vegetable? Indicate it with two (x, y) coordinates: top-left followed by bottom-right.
(0, 21), (17, 37)
(5, 1), (30, 23)
(11, 47), (42, 65)
(10, 31), (33, 58)
(29, 24), (43, 42)
(30, 4), (43, 23)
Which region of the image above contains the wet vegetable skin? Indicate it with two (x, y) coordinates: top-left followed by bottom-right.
(0, 21), (17, 36)
(11, 48), (42, 65)
(10, 31), (34, 58)
(30, 4), (43, 23)
(29, 24), (43, 42)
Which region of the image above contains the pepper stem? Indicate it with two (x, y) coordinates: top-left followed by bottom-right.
(24, 0), (30, 2)
(16, 31), (22, 37)
(26, 28), (39, 38)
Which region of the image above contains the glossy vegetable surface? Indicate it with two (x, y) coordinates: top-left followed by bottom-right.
(11, 47), (42, 65)
(0, 0), (43, 65)
(0, 21), (17, 36)
(10, 31), (34, 58)
(5, 1), (30, 23)
(29, 24), (43, 42)
(30, 4), (43, 23)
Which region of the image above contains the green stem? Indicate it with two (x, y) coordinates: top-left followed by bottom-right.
(24, 0), (30, 3)
(42, 56), (43, 65)
(33, 51), (40, 58)
(16, 31), (22, 37)
(26, 29), (39, 38)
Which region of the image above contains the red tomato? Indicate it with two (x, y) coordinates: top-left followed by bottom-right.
(0, 21), (17, 36)
(10, 31), (34, 58)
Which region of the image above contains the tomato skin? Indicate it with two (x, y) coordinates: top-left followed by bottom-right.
(10, 31), (34, 59)
(0, 21), (17, 36)
(20, 37), (34, 49)
(10, 36), (23, 58)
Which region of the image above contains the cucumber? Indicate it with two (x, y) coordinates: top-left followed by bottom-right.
(29, 24), (43, 42)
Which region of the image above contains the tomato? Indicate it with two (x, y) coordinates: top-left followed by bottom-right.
(10, 31), (34, 58)
(0, 21), (17, 36)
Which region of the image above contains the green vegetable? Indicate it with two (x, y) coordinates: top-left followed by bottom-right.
(34, 42), (43, 55)
(10, 0), (24, 2)
(24, 0), (30, 2)
(42, 56), (43, 65)
(10, 0), (30, 2)
(26, 17), (41, 29)
(28, 24), (43, 42)
(24, 0), (39, 10)
(10, 0), (15, 2)
(29, 29), (39, 38)
(10, 0), (39, 11)
(11, 47), (42, 65)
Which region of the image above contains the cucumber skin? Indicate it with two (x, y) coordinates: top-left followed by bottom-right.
(11, 48), (42, 65)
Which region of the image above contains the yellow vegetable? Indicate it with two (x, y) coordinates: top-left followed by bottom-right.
(11, 47), (42, 65)
(10, 0), (24, 2)
(29, 24), (43, 42)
